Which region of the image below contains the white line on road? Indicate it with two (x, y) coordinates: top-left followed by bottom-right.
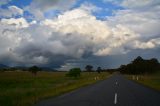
(114, 93), (117, 104)
(116, 82), (118, 85)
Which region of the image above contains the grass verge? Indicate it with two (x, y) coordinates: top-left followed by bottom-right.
(125, 72), (160, 91)
(0, 71), (110, 106)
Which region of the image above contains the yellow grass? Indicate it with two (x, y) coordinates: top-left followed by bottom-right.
(0, 71), (110, 106)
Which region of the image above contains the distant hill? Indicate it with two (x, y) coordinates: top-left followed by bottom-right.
(13, 66), (27, 69)
(40, 67), (57, 71)
(0, 64), (8, 69)
(11, 66), (57, 71)
(0, 64), (57, 72)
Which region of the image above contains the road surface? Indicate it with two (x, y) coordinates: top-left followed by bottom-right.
(35, 74), (160, 106)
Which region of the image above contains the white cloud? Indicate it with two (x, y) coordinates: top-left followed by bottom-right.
(0, 0), (160, 68)
(106, 6), (160, 39)
(80, 2), (102, 13)
(1, 18), (29, 28)
(121, 0), (160, 9)
(103, 0), (160, 9)
(30, 0), (76, 11)
(0, 5), (23, 18)
(109, 1), (160, 50)
(0, 20), (30, 62)
(42, 8), (112, 44)
(94, 24), (139, 56)
(25, 0), (76, 20)
(8, 6), (23, 15)
(42, 7), (141, 56)
(103, 0), (160, 54)
(133, 38), (160, 49)
(0, 6), (140, 66)
(134, 41), (155, 49)
(0, 19), (48, 65)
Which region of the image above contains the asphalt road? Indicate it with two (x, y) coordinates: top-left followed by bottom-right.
(35, 74), (160, 106)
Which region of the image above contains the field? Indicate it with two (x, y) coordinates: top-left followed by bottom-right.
(127, 72), (160, 91)
(0, 71), (110, 106)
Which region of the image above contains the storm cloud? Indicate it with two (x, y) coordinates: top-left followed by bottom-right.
(0, 0), (160, 70)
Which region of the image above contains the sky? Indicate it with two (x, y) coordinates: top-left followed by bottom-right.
(0, 0), (160, 70)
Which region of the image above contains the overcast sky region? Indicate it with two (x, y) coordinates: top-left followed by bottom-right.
(0, 0), (160, 70)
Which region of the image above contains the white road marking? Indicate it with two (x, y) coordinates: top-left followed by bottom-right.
(116, 82), (118, 85)
(114, 93), (117, 104)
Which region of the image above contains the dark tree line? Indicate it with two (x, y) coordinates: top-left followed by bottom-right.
(1, 56), (159, 75)
(119, 56), (160, 74)
(0, 65), (41, 75)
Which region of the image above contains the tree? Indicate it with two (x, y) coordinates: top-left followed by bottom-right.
(132, 56), (143, 64)
(29, 66), (41, 75)
(66, 68), (81, 78)
(85, 65), (93, 72)
(96, 67), (102, 74)
(119, 56), (160, 74)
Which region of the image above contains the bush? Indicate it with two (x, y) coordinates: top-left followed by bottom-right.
(66, 68), (81, 78)
(28, 66), (41, 75)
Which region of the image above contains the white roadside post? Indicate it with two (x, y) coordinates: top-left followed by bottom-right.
(136, 76), (139, 80)
(132, 75), (135, 80)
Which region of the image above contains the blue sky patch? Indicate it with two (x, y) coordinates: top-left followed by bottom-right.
(72, 0), (123, 20)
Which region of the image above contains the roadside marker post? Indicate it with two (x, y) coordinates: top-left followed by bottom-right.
(136, 76), (139, 80)
(132, 76), (135, 80)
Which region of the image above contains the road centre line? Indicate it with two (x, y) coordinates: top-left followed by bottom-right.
(114, 93), (117, 104)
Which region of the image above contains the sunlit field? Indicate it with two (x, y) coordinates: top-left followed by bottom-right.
(0, 71), (110, 106)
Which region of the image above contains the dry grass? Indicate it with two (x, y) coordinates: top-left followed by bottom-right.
(126, 72), (160, 91)
(0, 71), (110, 106)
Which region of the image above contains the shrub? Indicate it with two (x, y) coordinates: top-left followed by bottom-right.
(66, 68), (81, 78)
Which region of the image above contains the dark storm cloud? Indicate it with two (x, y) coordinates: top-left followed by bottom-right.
(60, 47), (160, 70)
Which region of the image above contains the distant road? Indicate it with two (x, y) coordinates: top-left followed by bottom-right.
(35, 74), (160, 106)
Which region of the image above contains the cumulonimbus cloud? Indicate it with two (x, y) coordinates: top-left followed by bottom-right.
(0, 0), (160, 68)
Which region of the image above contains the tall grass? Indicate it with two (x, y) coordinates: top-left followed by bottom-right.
(0, 71), (110, 106)
(126, 71), (160, 91)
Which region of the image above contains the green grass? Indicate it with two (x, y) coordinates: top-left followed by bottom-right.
(126, 72), (160, 91)
(0, 71), (110, 106)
